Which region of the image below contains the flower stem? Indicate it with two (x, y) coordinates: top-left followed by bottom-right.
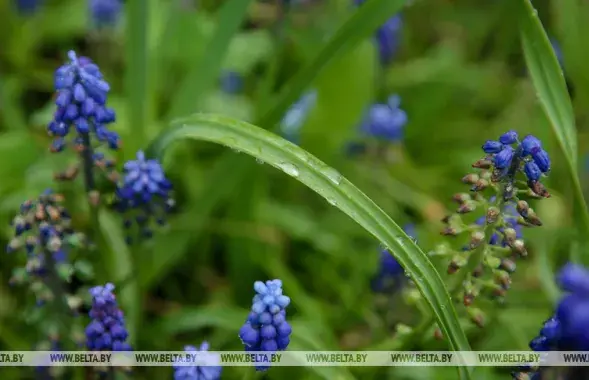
(81, 133), (96, 192)
(43, 247), (71, 344)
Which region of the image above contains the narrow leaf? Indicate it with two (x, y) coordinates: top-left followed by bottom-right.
(166, 0), (254, 119)
(145, 114), (472, 367)
(518, 0), (589, 263)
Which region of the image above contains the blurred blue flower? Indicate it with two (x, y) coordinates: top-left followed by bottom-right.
(371, 224), (415, 292)
(239, 279), (292, 371)
(481, 131), (550, 197)
(354, 0), (402, 64)
(113, 151), (175, 242)
(48, 51), (120, 152)
(220, 71), (243, 94)
(280, 90), (317, 144)
(14, 0), (42, 14)
(86, 283), (131, 351)
(89, 0), (123, 27)
(515, 264), (589, 379)
(359, 95), (407, 142)
(173, 342), (222, 380)
(550, 38), (563, 67)
(375, 15), (402, 65)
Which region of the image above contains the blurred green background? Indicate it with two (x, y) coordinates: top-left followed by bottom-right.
(1, 0), (588, 379)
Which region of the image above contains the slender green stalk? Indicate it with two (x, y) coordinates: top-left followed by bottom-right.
(125, 0), (149, 153)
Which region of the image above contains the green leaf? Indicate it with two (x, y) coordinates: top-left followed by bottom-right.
(98, 210), (138, 346)
(125, 0), (150, 154)
(259, 0), (407, 128)
(146, 114), (472, 378)
(166, 0), (254, 120)
(519, 0), (576, 162)
(518, 0), (589, 263)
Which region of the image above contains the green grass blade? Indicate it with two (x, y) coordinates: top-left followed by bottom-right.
(145, 114), (473, 370)
(518, 0), (589, 263)
(519, 0), (576, 161)
(125, 0), (149, 153)
(259, 0), (407, 127)
(165, 0), (254, 120)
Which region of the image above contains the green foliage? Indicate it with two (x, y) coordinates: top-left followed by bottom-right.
(1, 0), (589, 379)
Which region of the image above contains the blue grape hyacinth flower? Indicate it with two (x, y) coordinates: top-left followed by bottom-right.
(359, 95), (408, 142)
(280, 90), (317, 144)
(173, 342), (222, 380)
(513, 264), (589, 379)
(372, 224), (415, 292)
(481, 131), (550, 197)
(375, 15), (402, 65)
(354, 0), (402, 64)
(239, 280), (292, 371)
(86, 283), (131, 351)
(48, 51), (120, 153)
(14, 0), (42, 14)
(220, 71), (243, 94)
(113, 151), (175, 242)
(89, 0), (123, 27)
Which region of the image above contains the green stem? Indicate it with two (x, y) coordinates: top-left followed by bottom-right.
(450, 195), (504, 294)
(126, 0), (149, 153)
(43, 247), (71, 344)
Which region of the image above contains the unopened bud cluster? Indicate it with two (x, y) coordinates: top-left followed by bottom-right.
(5, 190), (83, 304)
(437, 131), (550, 327)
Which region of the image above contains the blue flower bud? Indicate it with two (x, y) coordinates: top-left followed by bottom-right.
(482, 140), (503, 154)
(494, 146), (514, 169)
(524, 161), (541, 181)
(499, 130), (519, 145)
(532, 149), (551, 173)
(521, 135), (542, 156)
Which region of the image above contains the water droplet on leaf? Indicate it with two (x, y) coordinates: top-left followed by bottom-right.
(324, 168), (342, 185)
(278, 162), (300, 177)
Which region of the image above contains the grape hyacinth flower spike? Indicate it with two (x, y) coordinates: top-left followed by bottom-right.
(359, 95), (408, 142)
(113, 151), (175, 243)
(280, 90), (317, 144)
(513, 263), (589, 380)
(353, 0), (402, 65)
(48, 51), (121, 196)
(6, 190), (77, 303)
(173, 342), (222, 380)
(14, 0), (43, 14)
(239, 280), (292, 371)
(48, 50), (119, 153)
(86, 283), (131, 351)
(437, 131), (549, 327)
(89, 0), (123, 28)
